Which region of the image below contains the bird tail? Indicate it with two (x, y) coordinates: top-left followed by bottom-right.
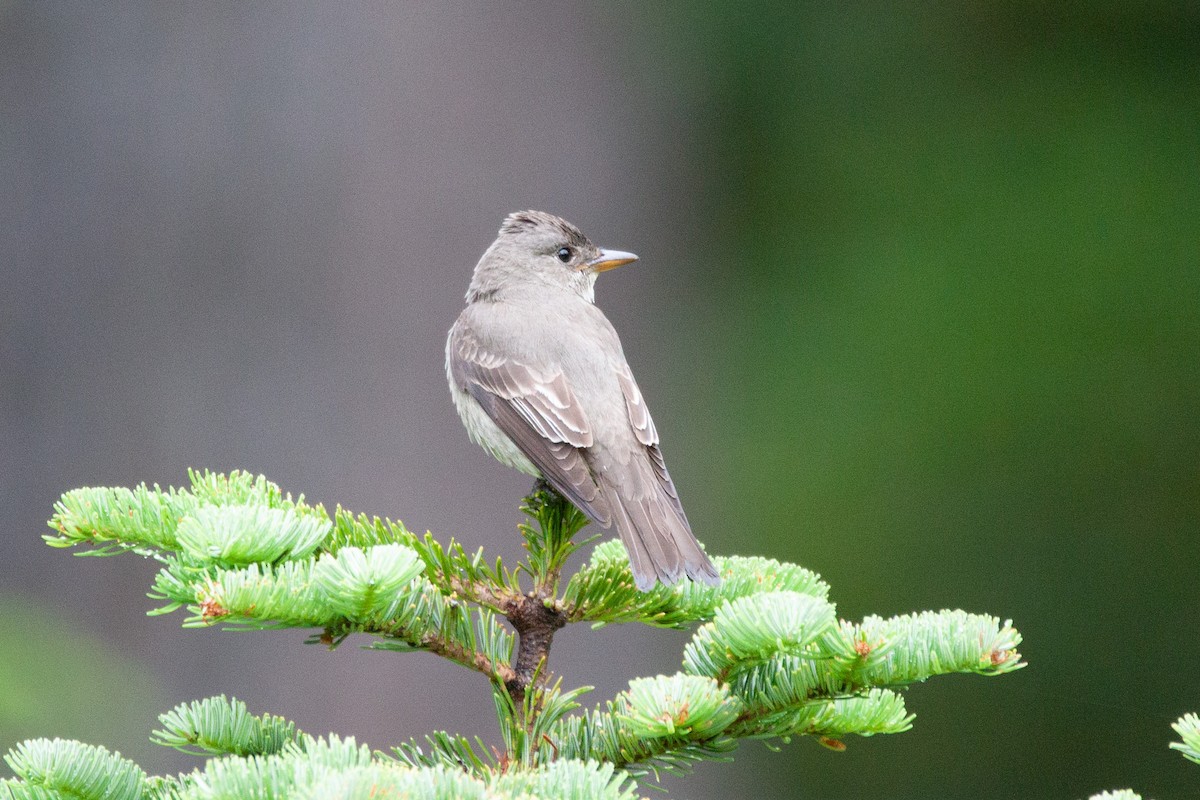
(601, 469), (720, 591)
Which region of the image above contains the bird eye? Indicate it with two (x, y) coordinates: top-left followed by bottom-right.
(556, 246), (573, 263)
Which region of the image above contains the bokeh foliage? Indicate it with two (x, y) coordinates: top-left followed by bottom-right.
(631, 3), (1199, 797)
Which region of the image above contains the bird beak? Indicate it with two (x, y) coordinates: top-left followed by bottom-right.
(585, 249), (638, 272)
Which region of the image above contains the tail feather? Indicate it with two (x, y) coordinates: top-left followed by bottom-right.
(601, 465), (720, 591)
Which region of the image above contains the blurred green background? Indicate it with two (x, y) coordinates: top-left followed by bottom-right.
(2, 3), (1197, 798)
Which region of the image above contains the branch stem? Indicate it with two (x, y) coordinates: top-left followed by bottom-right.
(504, 592), (567, 701)
(424, 634), (518, 686)
(500, 481), (576, 703)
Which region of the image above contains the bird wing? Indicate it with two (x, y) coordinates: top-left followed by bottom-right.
(607, 358), (718, 588)
(613, 360), (658, 446)
(612, 361), (688, 523)
(449, 325), (610, 525)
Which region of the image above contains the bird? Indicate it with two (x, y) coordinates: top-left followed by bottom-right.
(445, 211), (720, 591)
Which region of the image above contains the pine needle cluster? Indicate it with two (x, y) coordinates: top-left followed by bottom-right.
(3, 470), (1036, 799)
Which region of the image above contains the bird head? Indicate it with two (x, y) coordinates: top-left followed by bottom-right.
(466, 211), (637, 303)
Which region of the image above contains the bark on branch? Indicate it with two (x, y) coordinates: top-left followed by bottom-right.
(502, 592), (567, 701)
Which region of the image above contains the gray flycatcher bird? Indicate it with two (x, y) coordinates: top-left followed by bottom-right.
(446, 211), (720, 591)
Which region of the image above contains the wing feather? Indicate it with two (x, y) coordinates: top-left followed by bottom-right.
(614, 361), (690, 521)
(451, 326), (610, 525)
(614, 361), (658, 446)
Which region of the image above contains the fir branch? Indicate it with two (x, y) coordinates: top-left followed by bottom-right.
(175, 505), (331, 566)
(324, 508), (419, 553)
(544, 672), (910, 780)
(621, 675), (743, 739)
(185, 468), (318, 512)
(143, 774), (192, 800)
(45, 483), (197, 556)
(184, 734), (375, 799)
(729, 687), (914, 743)
(37, 470), (1033, 792)
(310, 544), (424, 622)
(490, 759), (639, 800)
(517, 482), (593, 595)
(390, 731), (497, 776)
(0, 784), (62, 800)
(149, 540), (516, 683)
(842, 610), (1025, 686)
(1171, 712), (1200, 765)
(180, 751), (639, 800)
(294, 763), (490, 800)
(364, 580), (517, 684)
(544, 691), (738, 781)
(503, 593), (567, 700)
(681, 591), (838, 682)
(150, 695), (303, 757)
(563, 540), (829, 629)
(5, 722), (643, 800)
(407, 530), (521, 614)
(718, 654), (844, 716)
(329, 509), (526, 623)
(179, 559), (338, 629)
(44, 470), (326, 560)
(495, 678), (594, 765)
(2, 738), (146, 800)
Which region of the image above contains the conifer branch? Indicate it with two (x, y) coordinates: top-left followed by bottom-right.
(562, 540), (829, 628)
(486, 484), (579, 703)
(2, 739), (147, 800)
(1171, 712), (1200, 765)
(150, 695), (303, 757)
(26, 470), (1039, 798)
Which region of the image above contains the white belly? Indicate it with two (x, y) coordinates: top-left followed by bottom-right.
(448, 377), (540, 477)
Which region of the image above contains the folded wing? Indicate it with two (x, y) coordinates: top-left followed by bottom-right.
(449, 326), (610, 526)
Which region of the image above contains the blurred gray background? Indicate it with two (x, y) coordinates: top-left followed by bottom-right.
(2, 3), (1198, 798)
